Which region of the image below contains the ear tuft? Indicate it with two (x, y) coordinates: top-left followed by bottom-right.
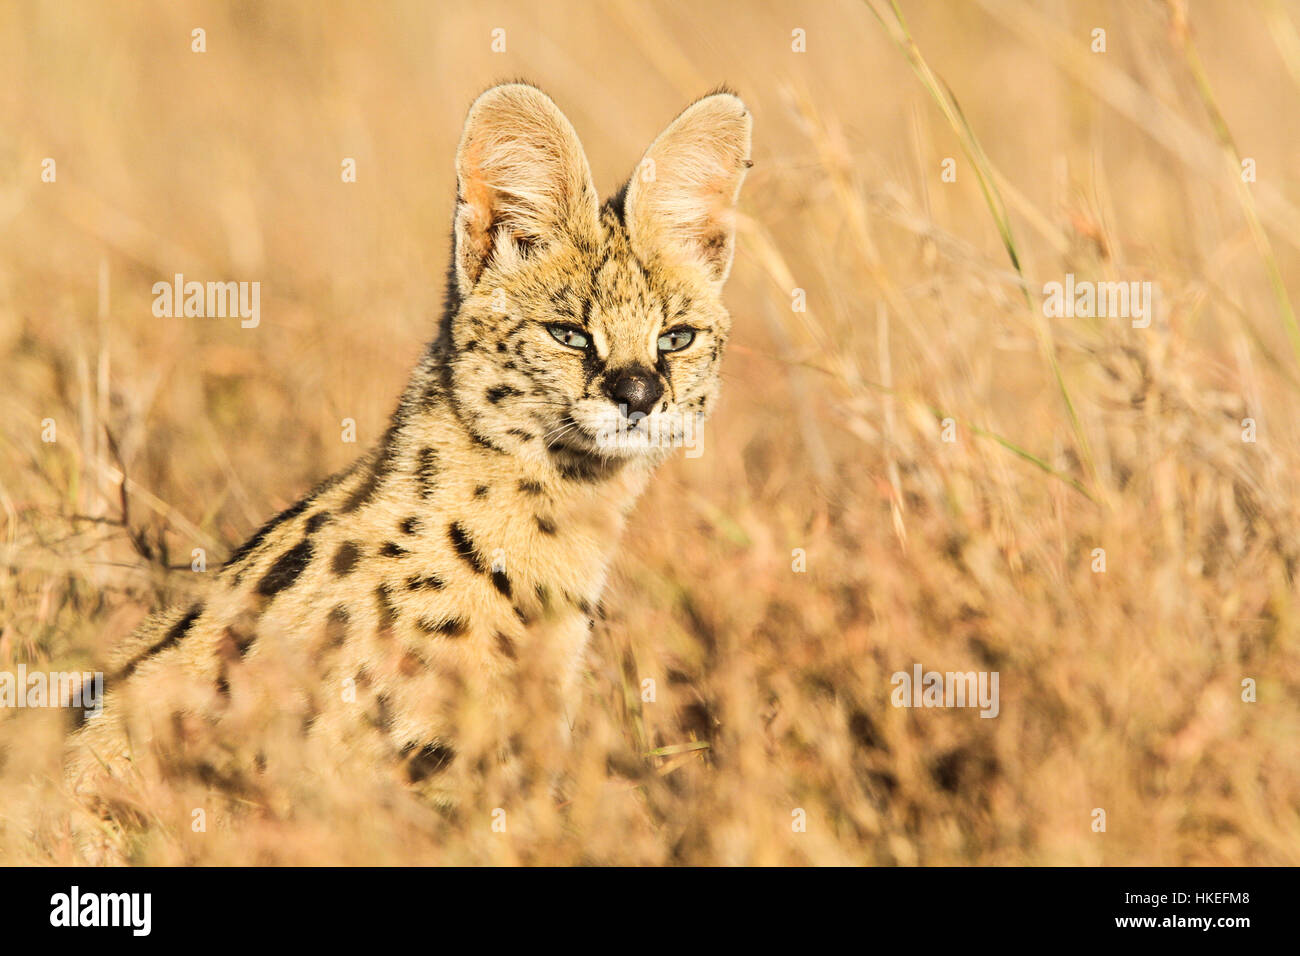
(624, 92), (753, 284)
(453, 84), (599, 296)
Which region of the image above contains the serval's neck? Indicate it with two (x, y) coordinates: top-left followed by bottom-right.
(409, 338), (655, 517)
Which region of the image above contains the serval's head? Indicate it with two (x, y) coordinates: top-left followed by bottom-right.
(443, 82), (751, 465)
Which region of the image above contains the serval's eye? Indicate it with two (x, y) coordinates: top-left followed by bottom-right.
(657, 327), (695, 353)
(548, 324), (590, 350)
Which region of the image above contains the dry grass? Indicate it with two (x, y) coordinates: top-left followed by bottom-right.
(2, 0), (1299, 865)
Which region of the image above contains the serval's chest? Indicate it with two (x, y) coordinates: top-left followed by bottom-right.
(145, 402), (647, 762)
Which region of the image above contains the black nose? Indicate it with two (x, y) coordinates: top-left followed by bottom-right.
(606, 369), (664, 418)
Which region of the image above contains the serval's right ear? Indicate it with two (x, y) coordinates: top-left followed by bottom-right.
(453, 83), (600, 298)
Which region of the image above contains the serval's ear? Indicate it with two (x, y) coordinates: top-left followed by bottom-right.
(453, 83), (600, 297)
(624, 92), (752, 285)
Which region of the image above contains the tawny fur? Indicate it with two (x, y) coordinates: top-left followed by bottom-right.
(65, 82), (751, 860)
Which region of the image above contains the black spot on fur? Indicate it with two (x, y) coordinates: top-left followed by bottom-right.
(448, 522), (486, 574)
(415, 447), (438, 499)
(222, 498), (311, 569)
(607, 178), (635, 221)
(119, 602), (203, 678)
(558, 454), (616, 483)
(405, 574), (445, 591)
(341, 427), (399, 514)
(486, 384), (523, 404)
(400, 516), (422, 535)
(64, 702), (90, 732)
(848, 710), (886, 752)
(930, 746), (999, 793)
(375, 584), (399, 636)
(518, 479), (544, 496)
(170, 604), (205, 641)
(494, 631), (517, 659)
(381, 541), (410, 558)
(700, 232), (728, 259)
(535, 515), (557, 535)
(305, 511), (332, 535)
(325, 606), (349, 649)
(256, 538), (313, 598)
(190, 759), (254, 795)
(491, 569), (512, 599)
(417, 616), (468, 636)
(474, 484), (490, 498)
(373, 693), (394, 730)
(507, 428), (535, 443)
(467, 429), (508, 454)
(496, 341), (508, 353)
(404, 742), (455, 782)
(332, 541), (362, 576)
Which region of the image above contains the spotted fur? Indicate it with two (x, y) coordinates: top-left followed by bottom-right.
(65, 82), (751, 854)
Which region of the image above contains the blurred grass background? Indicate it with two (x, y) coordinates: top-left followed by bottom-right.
(2, 0), (1299, 864)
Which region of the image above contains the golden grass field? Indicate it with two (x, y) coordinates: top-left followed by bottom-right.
(2, 0), (1299, 865)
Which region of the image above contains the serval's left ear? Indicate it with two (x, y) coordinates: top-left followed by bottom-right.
(624, 91), (752, 285)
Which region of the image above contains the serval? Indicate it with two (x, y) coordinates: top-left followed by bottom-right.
(66, 82), (752, 860)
